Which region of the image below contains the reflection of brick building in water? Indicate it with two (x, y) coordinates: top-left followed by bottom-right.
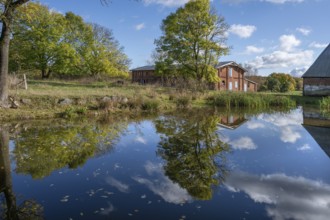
(218, 113), (248, 130)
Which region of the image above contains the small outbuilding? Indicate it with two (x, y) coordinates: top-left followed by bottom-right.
(302, 43), (330, 96)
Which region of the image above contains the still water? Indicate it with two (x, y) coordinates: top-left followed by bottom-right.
(1, 108), (330, 220)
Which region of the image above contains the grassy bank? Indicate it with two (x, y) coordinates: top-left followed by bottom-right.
(0, 79), (321, 121)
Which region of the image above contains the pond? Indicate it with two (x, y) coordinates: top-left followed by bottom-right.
(1, 107), (330, 220)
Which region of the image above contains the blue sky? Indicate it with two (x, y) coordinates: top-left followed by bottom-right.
(40, 0), (329, 76)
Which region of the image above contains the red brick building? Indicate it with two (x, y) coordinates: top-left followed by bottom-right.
(131, 62), (257, 92)
(302, 43), (330, 96)
(215, 61), (257, 92)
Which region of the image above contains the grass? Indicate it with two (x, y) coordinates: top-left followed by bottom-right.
(208, 92), (296, 109)
(0, 78), (322, 122)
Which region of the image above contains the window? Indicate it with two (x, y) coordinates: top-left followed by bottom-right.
(235, 81), (238, 89)
(229, 68), (233, 78)
(222, 80), (226, 86)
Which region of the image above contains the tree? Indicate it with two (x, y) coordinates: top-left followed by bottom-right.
(0, 0), (29, 105)
(11, 3), (77, 78)
(155, 0), (229, 87)
(265, 73), (296, 93)
(0, 0), (134, 105)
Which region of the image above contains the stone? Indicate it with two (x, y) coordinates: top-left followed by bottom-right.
(21, 98), (32, 105)
(58, 98), (73, 106)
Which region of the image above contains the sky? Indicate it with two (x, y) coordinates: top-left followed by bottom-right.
(39, 0), (330, 76)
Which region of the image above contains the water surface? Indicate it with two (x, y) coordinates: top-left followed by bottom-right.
(1, 108), (330, 220)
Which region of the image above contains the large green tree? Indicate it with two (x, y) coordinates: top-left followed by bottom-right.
(11, 3), (77, 78)
(155, 0), (229, 86)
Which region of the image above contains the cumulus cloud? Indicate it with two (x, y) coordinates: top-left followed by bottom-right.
(290, 67), (308, 77)
(296, 27), (311, 36)
(132, 161), (192, 204)
(280, 35), (301, 52)
(245, 45), (264, 54)
(135, 23), (146, 31)
(229, 137), (257, 150)
(229, 24), (257, 38)
(225, 171), (330, 220)
(263, 0), (304, 3)
(143, 0), (189, 7)
(248, 49), (313, 69)
(309, 42), (328, 49)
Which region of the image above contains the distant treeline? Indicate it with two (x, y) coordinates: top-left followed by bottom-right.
(248, 73), (303, 92)
(10, 2), (131, 79)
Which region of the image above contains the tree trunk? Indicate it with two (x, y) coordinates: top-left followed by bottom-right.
(0, 127), (19, 220)
(42, 69), (51, 79)
(0, 21), (11, 104)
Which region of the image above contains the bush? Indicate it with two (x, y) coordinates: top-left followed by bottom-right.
(320, 97), (330, 112)
(175, 96), (191, 109)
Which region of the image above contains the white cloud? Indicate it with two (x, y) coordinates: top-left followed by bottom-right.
(225, 171), (330, 220)
(106, 176), (130, 193)
(143, 0), (189, 7)
(229, 24), (257, 38)
(229, 137), (257, 150)
(245, 45), (265, 54)
(263, 0), (304, 3)
(309, 42), (328, 49)
(280, 35), (301, 52)
(135, 23), (146, 31)
(290, 67), (308, 77)
(248, 49), (313, 69)
(296, 27), (311, 36)
(133, 161), (192, 204)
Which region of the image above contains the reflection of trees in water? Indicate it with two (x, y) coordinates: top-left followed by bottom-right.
(155, 110), (230, 200)
(11, 118), (128, 179)
(1, 128), (43, 220)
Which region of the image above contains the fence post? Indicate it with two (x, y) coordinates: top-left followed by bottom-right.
(23, 74), (28, 90)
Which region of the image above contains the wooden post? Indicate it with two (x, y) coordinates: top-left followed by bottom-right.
(23, 74), (27, 90)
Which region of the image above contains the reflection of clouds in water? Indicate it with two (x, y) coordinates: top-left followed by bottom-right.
(255, 110), (303, 144)
(132, 161), (192, 204)
(258, 109), (303, 127)
(106, 176), (130, 193)
(298, 144), (312, 151)
(246, 121), (265, 130)
(225, 171), (330, 220)
(100, 202), (115, 215)
(134, 136), (147, 145)
(280, 126), (302, 143)
(229, 137), (257, 150)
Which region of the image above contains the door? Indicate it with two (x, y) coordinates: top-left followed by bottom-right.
(244, 83), (247, 92)
(229, 82), (233, 91)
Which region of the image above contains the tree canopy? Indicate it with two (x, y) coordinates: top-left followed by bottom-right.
(155, 0), (229, 87)
(10, 2), (131, 79)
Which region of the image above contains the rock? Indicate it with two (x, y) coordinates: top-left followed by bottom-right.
(58, 98), (73, 106)
(11, 101), (20, 109)
(122, 97), (128, 103)
(21, 98), (32, 105)
(101, 97), (112, 103)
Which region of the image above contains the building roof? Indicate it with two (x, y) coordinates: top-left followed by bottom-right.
(131, 65), (155, 71)
(244, 78), (258, 85)
(215, 61), (248, 72)
(302, 43), (330, 78)
(303, 125), (330, 158)
(131, 61), (248, 72)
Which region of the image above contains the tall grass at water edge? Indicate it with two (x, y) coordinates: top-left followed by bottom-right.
(208, 92), (296, 109)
